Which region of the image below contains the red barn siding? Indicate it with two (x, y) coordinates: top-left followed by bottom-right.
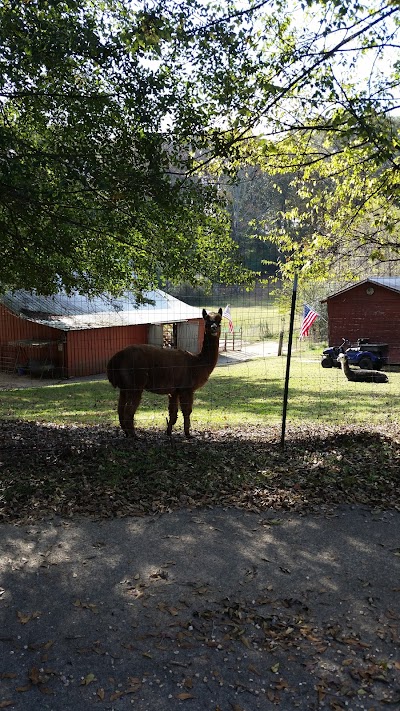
(0, 305), (63, 372)
(1, 301), (202, 377)
(0, 304), (61, 342)
(65, 325), (148, 377)
(327, 283), (400, 364)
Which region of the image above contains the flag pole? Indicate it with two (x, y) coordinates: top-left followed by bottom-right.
(280, 273), (298, 449)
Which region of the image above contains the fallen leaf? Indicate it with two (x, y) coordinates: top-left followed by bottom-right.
(248, 664), (260, 676)
(28, 667), (41, 685)
(176, 692), (194, 700)
(17, 611), (41, 624)
(124, 685), (142, 693)
(195, 586), (209, 595)
(271, 662), (280, 673)
(0, 702), (14, 709)
(73, 599), (98, 613)
(110, 691), (124, 701)
(38, 687), (53, 695)
(80, 673), (96, 686)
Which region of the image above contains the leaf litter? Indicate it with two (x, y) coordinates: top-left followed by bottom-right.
(0, 420), (399, 524)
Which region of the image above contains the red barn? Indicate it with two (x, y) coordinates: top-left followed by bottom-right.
(322, 277), (400, 365)
(0, 290), (203, 378)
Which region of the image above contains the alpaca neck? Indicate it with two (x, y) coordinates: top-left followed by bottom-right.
(341, 358), (354, 379)
(199, 333), (220, 371)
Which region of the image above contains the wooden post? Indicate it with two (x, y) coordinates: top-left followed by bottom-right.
(278, 330), (284, 356)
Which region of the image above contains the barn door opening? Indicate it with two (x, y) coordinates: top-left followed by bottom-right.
(148, 323), (177, 348)
(148, 324), (163, 346)
(176, 322), (199, 352)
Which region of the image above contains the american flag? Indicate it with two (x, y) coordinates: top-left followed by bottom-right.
(300, 304), (319, 338)
(222, 304), (234, 333)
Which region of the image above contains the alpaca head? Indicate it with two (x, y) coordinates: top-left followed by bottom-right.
(202, 308), (222, 338)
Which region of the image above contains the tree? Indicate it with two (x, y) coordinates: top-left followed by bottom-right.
(1, 1), (398, 294)
(255, 112), (400, 281)
(0, 0), (249, 296)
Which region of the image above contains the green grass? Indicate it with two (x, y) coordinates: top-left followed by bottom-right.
(207, 300), (286, 342)
(2, 350), (399, 525)
(1, 354), (398, 429)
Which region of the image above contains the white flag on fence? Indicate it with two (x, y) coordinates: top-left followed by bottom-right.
(222, 304), (234, 333)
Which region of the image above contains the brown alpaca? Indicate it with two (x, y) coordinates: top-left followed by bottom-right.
(337, 353), (388, 383)
(107, 308), (222, 437)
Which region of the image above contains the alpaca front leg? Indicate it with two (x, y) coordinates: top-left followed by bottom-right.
(118, 389), (142, 437)
(179, 390), (194, 438)
(167, 392), (179, 436)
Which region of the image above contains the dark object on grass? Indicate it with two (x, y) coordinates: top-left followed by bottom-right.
(337, 353), (389, 383)
(107, 308), (222, 438)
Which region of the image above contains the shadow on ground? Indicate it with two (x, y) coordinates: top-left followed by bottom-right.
(1, 504), (399, 710)
(1, 420), (400, 708)
(0, 419), (399, 524)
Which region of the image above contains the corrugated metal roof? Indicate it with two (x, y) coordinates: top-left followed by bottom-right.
(0, 289), (203, 331)
(323, 277), (400, 301)
(368, 277), (400, 293)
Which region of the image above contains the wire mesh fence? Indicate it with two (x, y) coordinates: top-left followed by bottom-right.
(0, 278), (399, 436)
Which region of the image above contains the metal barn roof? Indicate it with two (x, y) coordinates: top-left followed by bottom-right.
(368, 277), (400, 293)
(0, 289), (203, 331)
(323, 277), (400, 301)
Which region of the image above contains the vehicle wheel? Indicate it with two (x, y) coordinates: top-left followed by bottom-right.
(358, 356), (373, 370)
(321, 356), (333, 368)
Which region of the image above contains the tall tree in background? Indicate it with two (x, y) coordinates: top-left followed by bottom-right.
(1, 0), (398, 294)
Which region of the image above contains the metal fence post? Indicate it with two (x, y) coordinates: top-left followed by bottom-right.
(280, 273), (298, 449)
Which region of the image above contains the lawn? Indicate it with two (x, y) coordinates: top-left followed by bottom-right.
(209, 300), (285, 342)
(0, 353), (398, 429)
(1, 351), (399, 525)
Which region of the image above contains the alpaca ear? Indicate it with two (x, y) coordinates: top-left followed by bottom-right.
(218, 308), (223, 316)
(202, 309), (208, 320)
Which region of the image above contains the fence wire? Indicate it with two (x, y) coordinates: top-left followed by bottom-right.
(0, 279), (398, 436)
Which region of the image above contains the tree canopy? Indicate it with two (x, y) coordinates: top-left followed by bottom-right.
(1, 0), (399, 294)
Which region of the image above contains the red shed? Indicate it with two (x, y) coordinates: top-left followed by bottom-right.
(322, 277), (400, 365)
(0, 290), (203, 378)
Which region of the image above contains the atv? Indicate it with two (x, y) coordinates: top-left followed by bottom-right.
(321, 338), (388, 370)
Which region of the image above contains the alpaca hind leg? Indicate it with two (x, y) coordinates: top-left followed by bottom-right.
(167, 392), (179, 436)
(118, 389), (142, 437)
(179, 389), (194, 438)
